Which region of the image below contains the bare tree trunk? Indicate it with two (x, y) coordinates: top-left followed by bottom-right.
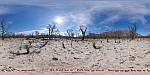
(82, 32), (86, 40)
(80, 25), (87, 41)
(48, 28), (50, 40)
(2, 31), (4, 40)
(0, 17), (6, 40)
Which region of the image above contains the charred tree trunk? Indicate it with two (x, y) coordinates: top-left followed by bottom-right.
(82, 32), (86, 40)
(0, 17), (6, 40)
(80, 25), (87, 41)
(48, 28), (50, 40)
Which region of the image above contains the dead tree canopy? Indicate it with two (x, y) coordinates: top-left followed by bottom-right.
(0, 17), (7, 40)
(80, 25), (87, 40)
(128, 23), (137, 40)
(47, 24), (57, 39)
(35, 31), (39, 36)
(34, 31), (40, 39)
(67, 29), (74, 39)
(54, 29), (60, 36)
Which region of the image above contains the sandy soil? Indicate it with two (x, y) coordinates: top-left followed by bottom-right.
(0, 38), (150, 75)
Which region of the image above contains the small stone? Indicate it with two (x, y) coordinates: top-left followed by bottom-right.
(52, 57), (58, 61)
(73, 57), (81, 59)
(71, 52), (74, 54)
(129, 56), (136, 61)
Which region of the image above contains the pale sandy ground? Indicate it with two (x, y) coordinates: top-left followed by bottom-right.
(1, 71), (150, 75)
(0, 38), (150, 75)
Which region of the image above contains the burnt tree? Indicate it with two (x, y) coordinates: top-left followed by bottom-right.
(0, 17), (7, 40)
(67, 29), (74, 39)
(128, 23), (137, 40)
(79, 25), (87, 41)
(47, 24), (57, 40)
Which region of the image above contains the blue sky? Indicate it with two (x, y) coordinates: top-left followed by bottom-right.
(0, 0), (150, 35)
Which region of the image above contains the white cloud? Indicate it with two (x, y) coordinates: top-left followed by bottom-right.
(17, 28), (48, 35)
(0, 6), (10, 15)
(68, 1), (150, 30)
(17, 28), (67, 36)
(70, 13), (91, 26)
(97, 2), (150, 30)
(100, 15), (121, 25)
(1, 0), (150, 31)
(0, 1), (150, 25)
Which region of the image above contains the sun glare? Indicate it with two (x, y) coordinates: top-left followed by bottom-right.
(53, 16), (65, 25)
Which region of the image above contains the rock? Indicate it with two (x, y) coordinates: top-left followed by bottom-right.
(52, 57), (58, 61)
(73, 57), (81, 59)
(129, 56), (136, 61)
(145, 64), (150, 67)
(129, 66), (134, 68)
(8, 56), (14, 59)
(36, 41), (48, 48)
(71, 52), (74, 54)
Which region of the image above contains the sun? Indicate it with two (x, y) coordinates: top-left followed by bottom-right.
(53, 16), (65, 25)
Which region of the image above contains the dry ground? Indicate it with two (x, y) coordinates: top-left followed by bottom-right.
(0, 38), (150, 75)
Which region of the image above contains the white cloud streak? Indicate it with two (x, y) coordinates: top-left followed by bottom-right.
(17, 28), (48, 35)
(17, 28), (67, 36)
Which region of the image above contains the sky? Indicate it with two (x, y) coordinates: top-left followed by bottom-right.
(0, 0), (150, 35)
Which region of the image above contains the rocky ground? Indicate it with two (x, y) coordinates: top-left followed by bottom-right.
(0, 38), (150, 75)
